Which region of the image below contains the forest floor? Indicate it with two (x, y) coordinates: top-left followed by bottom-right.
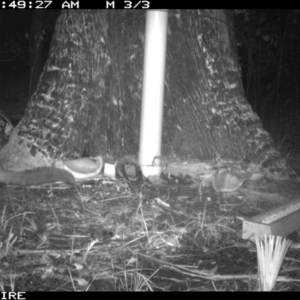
(1, 95), (300, 291)
(0, 173), (300, 291)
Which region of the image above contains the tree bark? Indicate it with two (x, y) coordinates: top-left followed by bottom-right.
(28, 10), (60, 99)
(0, 11), (110, 170)
(0, 10), (295, 180)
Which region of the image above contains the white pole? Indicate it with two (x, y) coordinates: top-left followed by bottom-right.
(139, 10), (168, 174)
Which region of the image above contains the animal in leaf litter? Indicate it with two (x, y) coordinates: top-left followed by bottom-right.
(115, 156), (144, 190)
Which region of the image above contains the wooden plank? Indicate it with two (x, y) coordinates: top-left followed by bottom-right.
(242, 198), (300, 241)
(242, 220), (272, 240)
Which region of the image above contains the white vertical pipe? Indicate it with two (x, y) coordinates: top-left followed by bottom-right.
(139, 10), (168, 169)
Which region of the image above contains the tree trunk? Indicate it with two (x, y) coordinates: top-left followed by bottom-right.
(0, 10), (111, 170)
(28, 10), (60, 99)
(0, 10), (295, 180)
(28, 10), (46, 99)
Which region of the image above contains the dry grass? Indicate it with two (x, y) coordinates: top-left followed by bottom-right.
(0, 172), (299, 291)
